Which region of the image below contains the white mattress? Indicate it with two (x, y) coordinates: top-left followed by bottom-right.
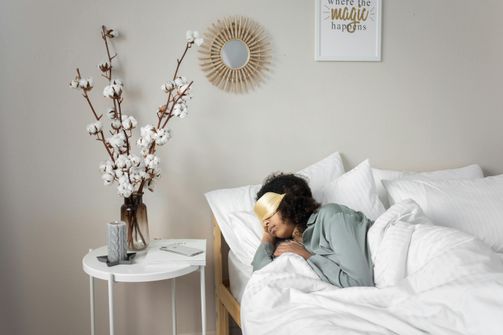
(228, 250), (253, 303)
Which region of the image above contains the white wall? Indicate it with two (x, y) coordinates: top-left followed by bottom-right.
(1, 0), (502, 334)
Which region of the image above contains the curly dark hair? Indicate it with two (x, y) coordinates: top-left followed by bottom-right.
(256, 173), (320, 231)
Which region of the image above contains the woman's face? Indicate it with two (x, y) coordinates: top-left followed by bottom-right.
(264, 212), (295, 239)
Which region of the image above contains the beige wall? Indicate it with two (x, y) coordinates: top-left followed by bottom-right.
(1, 0), (502, 334)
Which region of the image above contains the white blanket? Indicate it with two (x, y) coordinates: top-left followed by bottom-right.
(241, 201), (503, 335)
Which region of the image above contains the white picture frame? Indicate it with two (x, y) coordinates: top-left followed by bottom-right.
(315, 0), (382, 61)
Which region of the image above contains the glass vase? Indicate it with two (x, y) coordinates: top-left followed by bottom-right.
(121, 192), (150, 251)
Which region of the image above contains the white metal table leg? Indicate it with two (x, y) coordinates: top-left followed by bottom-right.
(108, 274), (115, 335)
(172, 278), (177, 335)
(89, 275), (95, 335)
(200, 266), (206, 335)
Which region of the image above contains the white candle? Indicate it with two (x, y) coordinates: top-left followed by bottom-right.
(107, 221), (127, 263)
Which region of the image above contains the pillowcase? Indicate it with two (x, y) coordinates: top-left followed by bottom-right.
(205, 152), (345, 264)
(227, 211), (263, 265)
(372, 164), (484, 208)
(323, 160), (385, 221)
(297, 152), (346, 202)
(383, 175), (503, 252)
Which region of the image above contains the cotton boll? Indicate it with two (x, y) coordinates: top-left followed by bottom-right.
(116, 155), (132, 169)
(111, 119), (122, 130)
(178, 110), (188, 119)
(79, 78), (94, 91)
(128, 116), (137, 128)
(103, 85), (114, 98)
(174, 76), (187, 88)
(178, 83), (191, 95)
(155, 128), (171, 145)
(137, 124), (156, 148)
(108, 133), (126, 149)
(109, 29), (119, 38)
(121, 115), (137, 130)
(117, 181), (133, 198)
(106, 108), (117, 119)
(102, 172), (115, 185)
(186, 30), (194, 42)
(129, 155), (141, 167)
(173, 103), (188, 118)
(112, 79), (123, 87)
(137, 137), (150, 148)
(140, 124), (155, 138)
(161, 82), (174, 93)
(69, 79), (80, 89)
(86, 121), (102, 135)
(99, 160), (115, 174)
(105, 28), (119, 39)
(144, 154), (160, 170)
(103, 84), (122, 99)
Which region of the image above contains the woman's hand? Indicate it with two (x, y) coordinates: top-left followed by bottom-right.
(274, 241), (312, 260)
(262, 223), (275, 244)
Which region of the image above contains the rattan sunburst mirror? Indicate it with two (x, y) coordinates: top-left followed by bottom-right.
(199, 16), (271, 93)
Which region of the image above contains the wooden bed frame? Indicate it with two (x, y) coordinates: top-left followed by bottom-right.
(213, 216), (242, 334)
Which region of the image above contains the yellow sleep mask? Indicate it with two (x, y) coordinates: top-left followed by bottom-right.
(254, 192), (286, 222)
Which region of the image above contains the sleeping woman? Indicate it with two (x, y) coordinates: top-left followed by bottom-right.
(252, 173), (375, 288)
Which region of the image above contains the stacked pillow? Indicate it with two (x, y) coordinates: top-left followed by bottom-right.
(322, 160), (384, 221)
(374, 164), (503, 253)
(383, 175), (503, 252)
(372, 164), (484, 208)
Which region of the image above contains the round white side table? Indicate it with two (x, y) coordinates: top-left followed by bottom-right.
(82, 239), (206, 335)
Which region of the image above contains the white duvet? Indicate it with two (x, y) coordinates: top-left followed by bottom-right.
(241, 200), (503, 335)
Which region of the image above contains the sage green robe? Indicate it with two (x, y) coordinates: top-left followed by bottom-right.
(251, 203), (375, 288)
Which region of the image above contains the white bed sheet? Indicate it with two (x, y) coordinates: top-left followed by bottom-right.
(228, 250), (253, 303)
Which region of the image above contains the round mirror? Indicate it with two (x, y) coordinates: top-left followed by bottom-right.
(199, 16), (271, 93)
(221, 39), (249, 69)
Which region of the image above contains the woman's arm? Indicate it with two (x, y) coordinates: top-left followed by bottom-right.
(251, 231), (276, 271)
(273, 239), (367, 287)
(274, 241), (312, 260)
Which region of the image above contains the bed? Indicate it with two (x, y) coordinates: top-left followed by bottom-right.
(207, 152), (503, 335)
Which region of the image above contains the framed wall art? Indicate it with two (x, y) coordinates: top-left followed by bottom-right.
(315, 0), (382, 61)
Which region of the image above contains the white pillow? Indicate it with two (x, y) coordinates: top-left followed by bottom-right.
(297, 152), (346, 202)
(228, 211), (263, 265)
(205, 152), (345, 264)
(372, 164), (484, 208)
(383, 175), (503, 252)
(323, 160), (385, 221)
